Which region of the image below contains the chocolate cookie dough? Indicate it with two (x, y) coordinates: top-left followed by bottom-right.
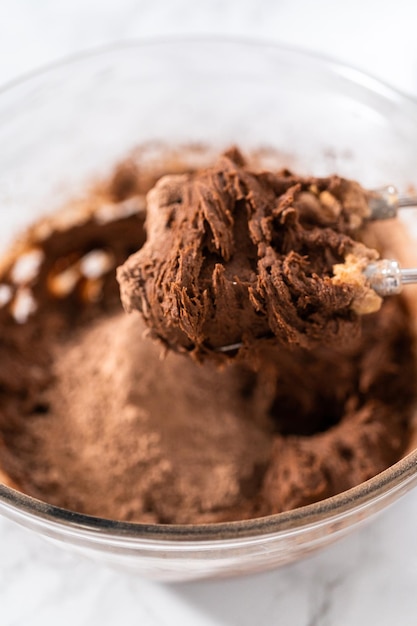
(118, 148), (380, 361)
(0, 147), (416, 524)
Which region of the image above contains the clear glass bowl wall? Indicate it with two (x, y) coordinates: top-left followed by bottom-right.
(0, 41), (417, 581)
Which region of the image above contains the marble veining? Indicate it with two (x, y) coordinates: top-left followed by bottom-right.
(2, 488), (417, 625)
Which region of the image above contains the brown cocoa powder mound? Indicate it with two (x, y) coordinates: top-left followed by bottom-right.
(15, 312), (271, 523)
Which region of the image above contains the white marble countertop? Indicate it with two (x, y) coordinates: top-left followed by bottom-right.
(1, 1), (417, 624)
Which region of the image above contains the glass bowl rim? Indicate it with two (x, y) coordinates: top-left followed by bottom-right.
(1, 37), (417, 545)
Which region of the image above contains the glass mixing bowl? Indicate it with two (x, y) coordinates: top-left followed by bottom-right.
(0, 40), (417, 582)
